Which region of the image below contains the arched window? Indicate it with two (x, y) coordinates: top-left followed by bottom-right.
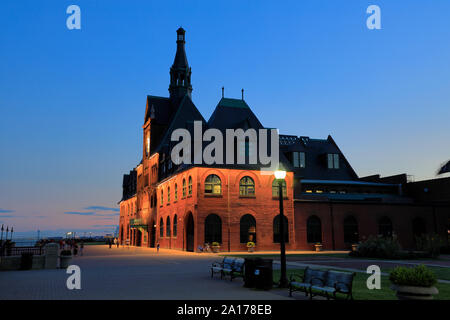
(173, 214), (178, 237)
(204, 214), (222, 243)
(188, 176), (192, 196)
(182, 179), (186, 197)
(160, 189), (163, 206)
(307, 216), (322, 243)
(412, 217), (426, 238)
(240, 214), (256, 243)
(378, 216), (393, 238)
(166, 217), (171, 237)
(343, 216), (359, 243)
(273, 215), (289, 243)
(272, 179), (287, 198)
(174, 184), (178, 201)
(205, 174), (221, 195)
(159, 218), (164, 237)
(239, 176), (255, 196)
(167, 187), (171, 203)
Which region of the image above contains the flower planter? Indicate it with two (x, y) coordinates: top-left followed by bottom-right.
(314, 244), (323, 252)
(247, 247), (255, 253)
(59, 255), (72, 269)
(391, 284), (439, 300)
(211, 246), (220, 253)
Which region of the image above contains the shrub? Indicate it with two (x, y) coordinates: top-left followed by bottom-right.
(60, 250), (72, 256)
(389, 265), (437, 287)
(247, 242), (255, 248)
(349, 235), (401, 259)
(415, 233), (444, 258)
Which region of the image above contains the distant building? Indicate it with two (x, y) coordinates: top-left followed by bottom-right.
(118, 28), (449, 251)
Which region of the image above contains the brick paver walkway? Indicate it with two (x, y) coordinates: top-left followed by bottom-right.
(0, 245), (296, 300)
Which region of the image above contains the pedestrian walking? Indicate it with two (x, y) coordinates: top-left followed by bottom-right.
(108, 238), (112, 249)
(156, 242), (160, 253)
(113, 238), (117, 248)
(116, 238), (119, 248)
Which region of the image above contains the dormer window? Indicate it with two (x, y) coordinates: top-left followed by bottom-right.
(327, 153), (340, 169)
(293, 152), (305, 168)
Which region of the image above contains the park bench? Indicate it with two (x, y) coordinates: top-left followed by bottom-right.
(211, 257), (245, 281)
(289, 267), (355, 300)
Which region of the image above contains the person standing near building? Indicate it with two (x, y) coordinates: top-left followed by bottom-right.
(116, 238), (119, 248)
(156, 242), (160, 253)
(108, 238), (112, 249)
(113, 237), (117, 248)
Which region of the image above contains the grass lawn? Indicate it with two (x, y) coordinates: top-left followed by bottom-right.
(273, 268), (450, 300)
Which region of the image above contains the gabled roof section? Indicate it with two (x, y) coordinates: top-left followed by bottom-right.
(144, 95), (171, 124)
(153, 94), (206, 154)
(280, 134), (358, 181)
(208, 98), (264, 131)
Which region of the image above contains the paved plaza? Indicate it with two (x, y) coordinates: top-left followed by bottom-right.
(0, 245), (295, 300)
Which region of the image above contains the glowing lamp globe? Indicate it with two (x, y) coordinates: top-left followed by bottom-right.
(274, 170), (286, 180)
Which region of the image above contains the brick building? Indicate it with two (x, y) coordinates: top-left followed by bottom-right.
(118, 28), (450, 252)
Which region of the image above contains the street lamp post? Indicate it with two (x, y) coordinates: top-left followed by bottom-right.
(274, 170), (288, 288)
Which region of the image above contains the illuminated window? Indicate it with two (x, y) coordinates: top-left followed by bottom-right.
(272, 179), (287, 198)
(174, 184), (178, 201)
(188, 176), (192, 196)
(167, 187), (170, 203)
(315, 190), (323, 194)
(305, 190), (313, 193)
(205, 174), (221, 195)
(239, 176), (255, 196)
(240, 214), (256, 243)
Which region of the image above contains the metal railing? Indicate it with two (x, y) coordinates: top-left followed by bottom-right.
(0, 246), (43, 257)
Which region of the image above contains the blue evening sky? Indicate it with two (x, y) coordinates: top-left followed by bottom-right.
(1, 0), (449, 237)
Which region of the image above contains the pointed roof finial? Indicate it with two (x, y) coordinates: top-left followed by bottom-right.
(222, 86), (224, 98)
(241, 88), (244, 100)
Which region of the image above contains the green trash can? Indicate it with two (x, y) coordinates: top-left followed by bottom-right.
(20, 252), (34, 270)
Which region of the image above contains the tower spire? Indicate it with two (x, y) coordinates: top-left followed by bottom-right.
(169, 27), (192, 100)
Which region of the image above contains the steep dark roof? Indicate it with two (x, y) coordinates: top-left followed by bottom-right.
(154, 94), (206, 155)
(208, 98), (264, 131)
(280, 135), (358, 181)
(144, 95), (172, 124)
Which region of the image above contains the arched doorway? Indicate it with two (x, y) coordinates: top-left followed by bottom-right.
(185, 212), (195, 252)
(135, 229), (142, 246)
